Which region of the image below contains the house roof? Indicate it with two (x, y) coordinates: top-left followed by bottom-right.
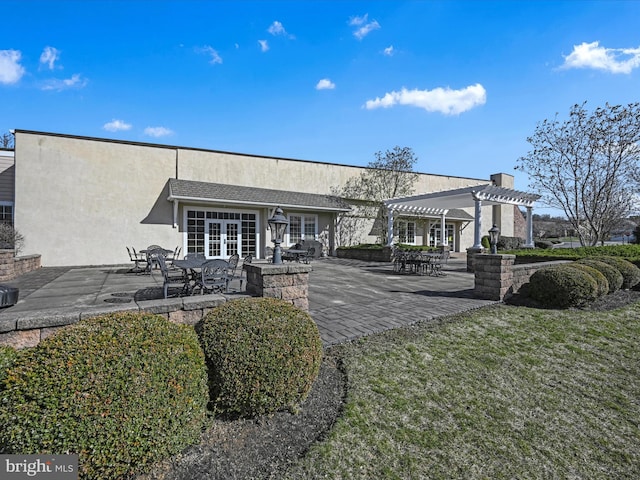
(168, 178), (351, 212)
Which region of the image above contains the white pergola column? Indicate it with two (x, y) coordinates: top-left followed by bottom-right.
(473, 197), (483, 248)
(387, 206), (395, 246)
(440, 212), (447, 246)
(525, 206), (535, 248)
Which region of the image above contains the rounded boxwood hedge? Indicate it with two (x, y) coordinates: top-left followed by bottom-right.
(565, 263), (609, 297)
(528, 264), (599, 308)
(589, 256), (640, 290)
(575, 258), (623, 293)
(199, 297), (323, 418)
(0, 312), (209, 480)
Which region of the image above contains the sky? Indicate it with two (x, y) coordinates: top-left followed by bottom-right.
(2, 0), (639, 215)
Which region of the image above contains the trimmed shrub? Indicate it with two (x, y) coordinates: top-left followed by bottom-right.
(497, 236), (524, 251)
(481, 235), (490, 249)
(0, 345), (17, 385)
(528, 264), (599, 308)
(0, 312), (209, 480)
(199, 297), (323, 418)
(535, 240), (554, 249)
(575, 258), (623, 293)
(565, 263), (609, 297)
(590, 256), (640, 289)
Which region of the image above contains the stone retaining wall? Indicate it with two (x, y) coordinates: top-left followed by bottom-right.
(0, 294), (240, 349)
(0, 250), (41, 281)
(336, 247), (393, 262)
(473, 254), (569, 301)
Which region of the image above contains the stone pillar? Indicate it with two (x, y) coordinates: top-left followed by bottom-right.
(245, 263), (312, 310)
(473, 254), (516, 301)
(465, 246), (484, 272)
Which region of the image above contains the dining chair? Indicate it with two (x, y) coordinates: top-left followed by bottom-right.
(198, 259), (230, 294)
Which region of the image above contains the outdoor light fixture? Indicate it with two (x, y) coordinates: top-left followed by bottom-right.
(267, 206), (289, 264)
(488, 224), (500, 254)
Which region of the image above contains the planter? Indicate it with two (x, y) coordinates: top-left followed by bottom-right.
(336, 247), (393, 262)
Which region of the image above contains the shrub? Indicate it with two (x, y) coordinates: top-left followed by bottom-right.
(589, 256), (640, 289)
(0, 223), (24, 255)
(575, 258), (623, 293)
(535, 240), (554, 249)
(199, 297), (323, 418)
(0, 312), (209, 480)
(0, 345), (17, 385)
(481, 235), (490, 249)
(565, 263), (609, 297)
(528, 264), (599, 308)
(497, 236), (524, 251)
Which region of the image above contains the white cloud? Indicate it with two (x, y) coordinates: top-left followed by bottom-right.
(41, 73), (87, 91)
(40, 46), (60, 70)
(103, 119), (132, 132)
(144, 126), (173, 138)
(0, 49), (26, 84)
(316, 78), (336, 90)
(198, 46), (222, 64)
(349, 14), (380, 40)
(258, 40), (269, 52)
(364, 83), (487, 115)
(562, 41), (640, 74)
(268, 20), (294, 39)
(383, 45), (395, 56)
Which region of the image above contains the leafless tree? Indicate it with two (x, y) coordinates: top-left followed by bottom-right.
(334, 146), (419, 245)
(516, 102), (640, 246)
(0, 132), (14, 148)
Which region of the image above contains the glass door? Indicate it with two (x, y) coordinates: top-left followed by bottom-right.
(206, 220), (241, 258)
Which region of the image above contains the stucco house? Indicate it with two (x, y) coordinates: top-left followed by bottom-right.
(9, 130), (536, 267)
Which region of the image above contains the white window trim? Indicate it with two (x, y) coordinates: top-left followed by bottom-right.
(286, 213), (318, 246)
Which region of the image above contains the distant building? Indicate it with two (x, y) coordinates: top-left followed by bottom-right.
(10, 130), (536, 266)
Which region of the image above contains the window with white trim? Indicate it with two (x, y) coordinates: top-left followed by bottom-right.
(397, 220), (416, 244)
(0, 202), (13, 225)
(288, 214), (317, 245)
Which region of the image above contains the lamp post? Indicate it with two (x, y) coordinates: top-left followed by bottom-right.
(488, 224), (500, 254)
(267, 206), (289, 264)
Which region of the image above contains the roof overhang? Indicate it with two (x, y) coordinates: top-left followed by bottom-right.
(167, 178), (351, 213)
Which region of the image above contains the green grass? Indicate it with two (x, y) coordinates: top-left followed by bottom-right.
(286, 302), (640, 479)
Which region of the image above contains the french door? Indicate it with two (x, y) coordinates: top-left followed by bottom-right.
(206, 220), (241, 258)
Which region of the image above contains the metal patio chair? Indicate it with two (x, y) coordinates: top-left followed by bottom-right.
(198, 259), (230, 294)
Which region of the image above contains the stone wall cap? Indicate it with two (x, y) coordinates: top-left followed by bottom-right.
(246, 263), (313, 274)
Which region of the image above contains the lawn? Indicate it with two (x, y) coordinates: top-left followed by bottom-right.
(285, 301), (640, 479)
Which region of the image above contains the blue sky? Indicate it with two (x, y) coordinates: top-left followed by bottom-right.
(2, 1), (639, 214)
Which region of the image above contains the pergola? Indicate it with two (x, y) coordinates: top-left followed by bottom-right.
(384, 184), (541, 249)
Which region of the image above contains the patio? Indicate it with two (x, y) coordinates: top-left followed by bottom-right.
(0, 254), (498, 346)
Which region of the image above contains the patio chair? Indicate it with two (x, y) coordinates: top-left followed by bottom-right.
(146, 247), (167, 272)
(241, 254), (253, 290)
(301, 247), (315, 264)
(225, 253), (240, 291)
(198, 259), (230, 294)
(166, 246), (181, 266)
(126, 246), (147, 273)
(156, 255), (188, 299)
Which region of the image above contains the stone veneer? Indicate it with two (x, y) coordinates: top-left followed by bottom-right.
(244, 263), (312, 310)
(473, 254), (569, 301)
(0, 250), (41, 282)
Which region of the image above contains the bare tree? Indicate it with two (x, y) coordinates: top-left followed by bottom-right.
(516, 102), (640, 246)
(334, 146), (419, 245)
(0, 132), (14, 148)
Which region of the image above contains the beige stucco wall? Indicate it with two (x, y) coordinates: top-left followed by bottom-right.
(15, 131), (505, 266)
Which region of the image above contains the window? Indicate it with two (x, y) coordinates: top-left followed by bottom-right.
(186, 209), (257, 257)
(397, 220), (416, 244)
(429, 222), (455, 248)
(0, 202), (13, 225)
(288, 214), (317, 245)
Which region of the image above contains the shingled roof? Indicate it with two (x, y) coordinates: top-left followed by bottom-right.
(168, 178), (351, 212)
